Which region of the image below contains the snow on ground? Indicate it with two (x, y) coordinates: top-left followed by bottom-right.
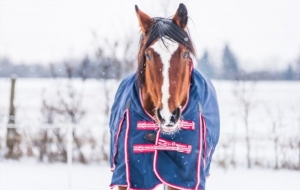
(0, 161), (113, 190)
(1, 78), (299, 133)
(0, 79), (300, 189)
(0, 161), (299, 190)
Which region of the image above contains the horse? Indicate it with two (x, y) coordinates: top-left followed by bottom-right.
(109, 3), (220, 190)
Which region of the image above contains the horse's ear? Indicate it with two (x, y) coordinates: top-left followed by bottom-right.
(135, 5), (153, 34)
(172, 3), (188, 29)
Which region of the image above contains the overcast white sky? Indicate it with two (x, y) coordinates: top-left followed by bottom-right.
(0, 0), (299, 71)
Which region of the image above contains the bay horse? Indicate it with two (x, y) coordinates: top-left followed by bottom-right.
(109, 3), (220, 190)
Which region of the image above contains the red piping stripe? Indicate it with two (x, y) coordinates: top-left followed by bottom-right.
(152, 116), (203, 190)
(137, 120), (194, 131)
(111, 111), (126, 171)
(195, 113), (204, 188)
(124, 109), (131, 188)
(133, 139), (192, 154)
(202, 115), (207, 167)
(110, 184), (164, 190)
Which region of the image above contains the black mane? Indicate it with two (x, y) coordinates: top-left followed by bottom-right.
(145, 17), (194, 52)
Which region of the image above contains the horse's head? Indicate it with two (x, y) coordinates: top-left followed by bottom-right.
(136, 4), (195, 134)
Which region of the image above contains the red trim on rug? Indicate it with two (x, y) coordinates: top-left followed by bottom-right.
(136, 120), (194, 131)
(202, 114), (207, 167)
(152, 114), (203, 190)
(111, 111), (127, 171)
(124, 109), (131, 187)
(133, 138), (192, 154)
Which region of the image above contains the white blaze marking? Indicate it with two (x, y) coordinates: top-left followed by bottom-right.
(152, 38), (178, 128)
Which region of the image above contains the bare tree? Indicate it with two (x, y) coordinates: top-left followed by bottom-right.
(120, 36), (137, 78)
(233, 79), (256, 168)
(230, 123), (237, 168)
(265, 105), (284, 169)
(60, 62), (86, 163)
(39, 62), (87, 163)
(91, 29), (136, 161)
(213, 136), (233, 170)
(95, 45), (117, 162)
(291, 99), (300, 169)
(39, 94), (67, 162)
(298, 101), (300, 169)
(0, 112), (3, 152)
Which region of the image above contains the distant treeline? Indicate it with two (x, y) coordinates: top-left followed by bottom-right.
(1, 44), (299, 80)
(198, 45), (300, 80)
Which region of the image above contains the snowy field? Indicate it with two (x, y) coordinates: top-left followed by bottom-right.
(0, 78), (300, 189)
(0, 78), (299, 165)
(0, 78), (299, 133)
(0, 161), (299, 190)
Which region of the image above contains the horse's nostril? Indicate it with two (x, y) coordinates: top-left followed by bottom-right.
(170, 108), (181, 124)
(157, 109), (165, 124)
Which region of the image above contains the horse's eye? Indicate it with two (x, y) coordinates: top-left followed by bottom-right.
(182, 52), (189, 59)
(145, 53), (152, 61)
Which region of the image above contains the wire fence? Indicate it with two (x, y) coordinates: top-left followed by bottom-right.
(1, 78), (299, 172)
(0, 123), (110, 188)
(1, 122), (299, 171)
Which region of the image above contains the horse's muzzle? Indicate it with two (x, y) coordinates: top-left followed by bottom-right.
(157, 107), (181, 133)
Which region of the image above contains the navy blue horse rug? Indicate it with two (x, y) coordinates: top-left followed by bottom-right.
(109, 69), (220, 190)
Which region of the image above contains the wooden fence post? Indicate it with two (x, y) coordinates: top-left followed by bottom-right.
(6, 76), (21, 159)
